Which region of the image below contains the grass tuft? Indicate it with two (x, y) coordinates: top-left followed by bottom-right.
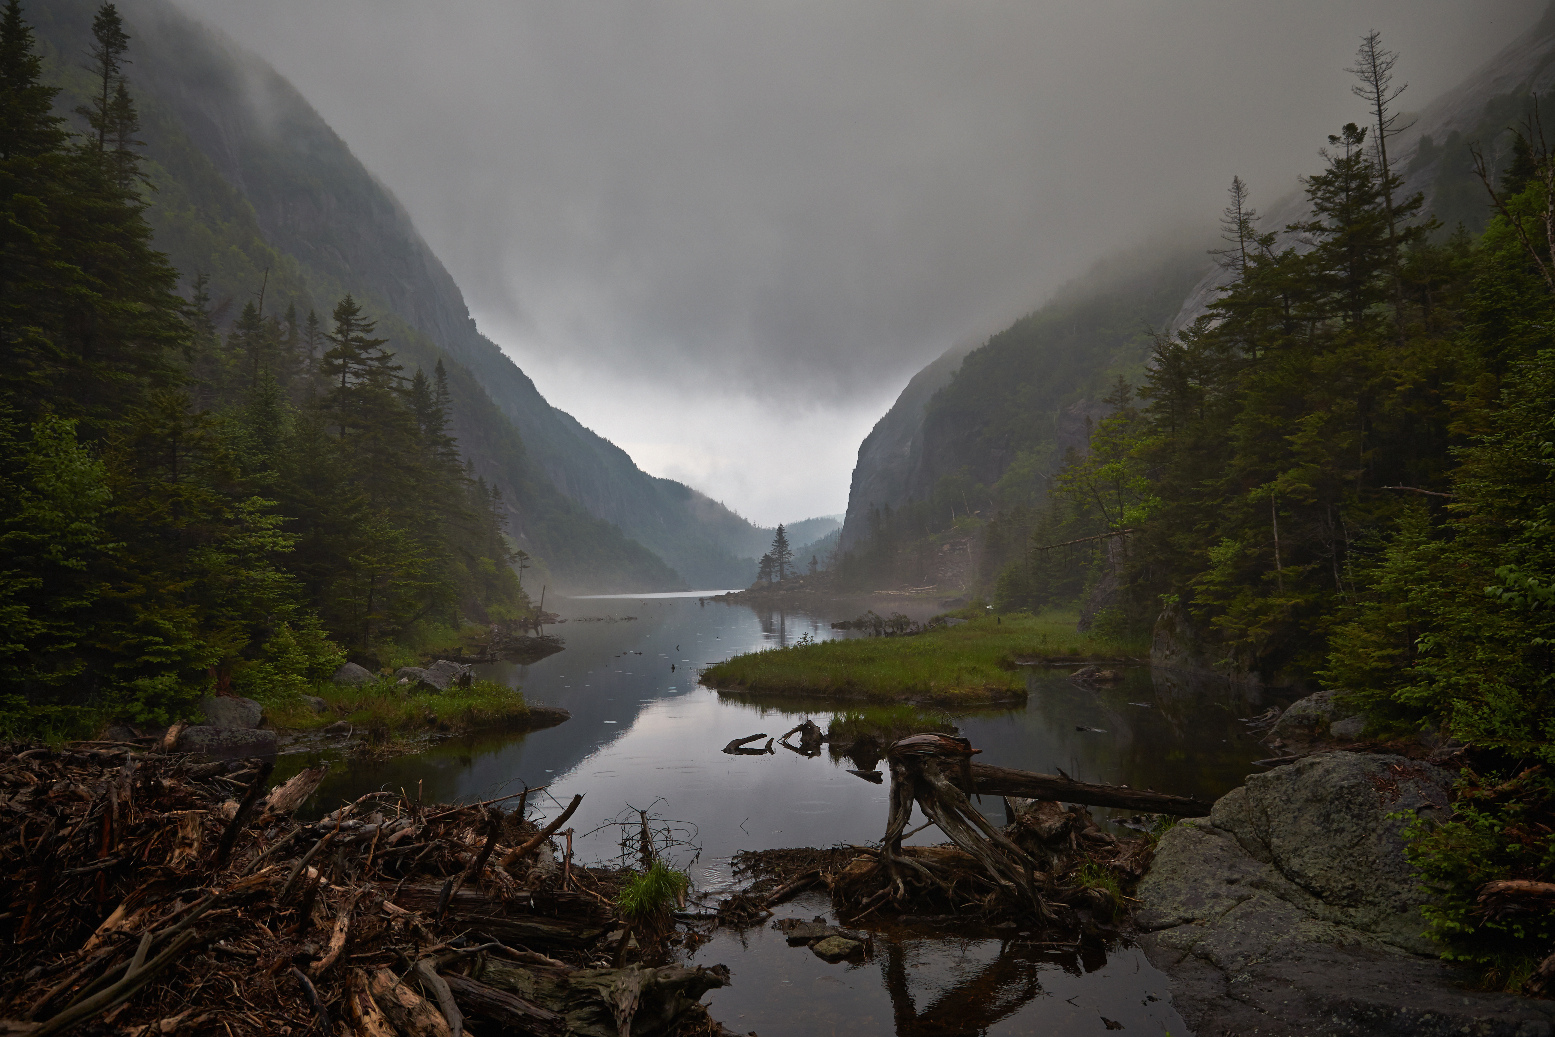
(616, 860), (690, 922)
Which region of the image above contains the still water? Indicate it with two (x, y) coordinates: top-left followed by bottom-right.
(294, 591), (1276, 1036)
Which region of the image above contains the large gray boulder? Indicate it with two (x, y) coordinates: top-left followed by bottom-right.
(1137, 752), (1555, 1035)
(1266, 689), (1367, 748)
(332, 662), (374, 686)
(177, 725), (277, 761)
(199, 696), (263, 730)
(395, 660), (471, 692)
(425, 658), (472, 689)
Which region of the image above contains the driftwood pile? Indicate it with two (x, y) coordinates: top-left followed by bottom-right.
(0, 743), (732, 1037)
(721, 733), (1208, 933)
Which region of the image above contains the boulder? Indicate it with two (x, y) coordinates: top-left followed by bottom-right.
(1329, 715), (1368, 741)
(332, 661), (374, 686)
(1137, 751), (1555, 1036)
(396, 660), (472, 692)
(1266, 689), (1367, 748)
(176, 725), (277, 761)
(300, 694), (329, 713)
(425, 658), (473, 689)
(199, 696), (263, 730)
(394, 666), (435, 690)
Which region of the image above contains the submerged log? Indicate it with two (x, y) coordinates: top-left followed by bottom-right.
(962, 763), (1210, 817)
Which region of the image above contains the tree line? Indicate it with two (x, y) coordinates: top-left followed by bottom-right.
(994, 34), (1555, 982)
(0, 2), (528, 734)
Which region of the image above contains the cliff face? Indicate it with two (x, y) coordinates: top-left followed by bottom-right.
(838, 241), (1209, 558)
(33, 0), (767, 590)
(839, 341), (977, 552)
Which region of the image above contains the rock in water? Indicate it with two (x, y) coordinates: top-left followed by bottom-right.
(810, 936), (862, 961)
(332, 661), (374, 686)
(1137, 751), (1555, 1036)
(199, 696), (263, 729)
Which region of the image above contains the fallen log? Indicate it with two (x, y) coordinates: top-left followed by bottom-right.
(962, 763), (1211, 817)
(441, 972), (564, 1036)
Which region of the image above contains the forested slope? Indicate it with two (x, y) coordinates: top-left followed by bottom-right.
(31, 0), (767, 590)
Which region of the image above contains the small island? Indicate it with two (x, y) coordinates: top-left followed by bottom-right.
(701, 610), (1142, 705)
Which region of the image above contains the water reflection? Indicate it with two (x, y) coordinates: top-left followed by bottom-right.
(693, 897), (1188, 1036)
(287, 593), (1267, 1035)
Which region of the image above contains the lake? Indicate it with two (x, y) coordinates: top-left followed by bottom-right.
(291, 590), (1279, 1036)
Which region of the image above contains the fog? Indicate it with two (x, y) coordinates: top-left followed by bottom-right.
(174, 0), (1543, 524)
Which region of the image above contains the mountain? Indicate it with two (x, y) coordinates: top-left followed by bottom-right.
(839, 6), (1555, 584)
(838, 243), (1209, 557)
(31, 0), (767, 592)
(838, 341), (978, 553)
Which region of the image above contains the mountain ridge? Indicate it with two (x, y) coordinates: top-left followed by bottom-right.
(32, 0), (770, 591)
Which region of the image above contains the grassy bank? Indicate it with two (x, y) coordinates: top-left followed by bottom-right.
(701, 611), (1144, 704)
(259, 678), (539, 741)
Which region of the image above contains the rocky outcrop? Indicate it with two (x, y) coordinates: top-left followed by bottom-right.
(1137, 752), (1555, 1036)
(838, 339), (979, 552)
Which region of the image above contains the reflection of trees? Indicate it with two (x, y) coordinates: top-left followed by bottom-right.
(879, 936), (1060, 1036)
(755, 608), (790, 647)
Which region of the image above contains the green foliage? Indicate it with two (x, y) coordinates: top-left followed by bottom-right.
(1404, 767), (1555, 990)
(0, 6), (535, 735)
(616, 860), (690, 923)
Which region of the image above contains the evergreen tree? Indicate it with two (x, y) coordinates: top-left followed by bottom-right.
(769, 525), (793, 581)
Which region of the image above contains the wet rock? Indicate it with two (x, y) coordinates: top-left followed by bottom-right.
(323, 720), (352, 736)
(176, 725), (277, 760)
(810, 935), (863, 961)
(332, 661), (374, 686)
(300, 694), (328, 713)
(776, 918), (832, 946)
(200, 695), (263, 729)
(1138, 751), (1555, 1035)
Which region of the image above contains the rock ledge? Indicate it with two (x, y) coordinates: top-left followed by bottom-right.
(1137, 751), (1555, 1036)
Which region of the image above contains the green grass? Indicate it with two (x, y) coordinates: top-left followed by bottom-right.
(701, 611), (1145, 704)
(616, 860), (691, 922)
(257, 677), (530, 739)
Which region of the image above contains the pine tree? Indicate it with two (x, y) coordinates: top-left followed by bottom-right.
(0, 0), (64, 161)
(76, 4), (131, 155)
(769, 525), (793, 581)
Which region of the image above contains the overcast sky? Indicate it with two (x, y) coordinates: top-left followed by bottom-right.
(175, 0), (1543, 525)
